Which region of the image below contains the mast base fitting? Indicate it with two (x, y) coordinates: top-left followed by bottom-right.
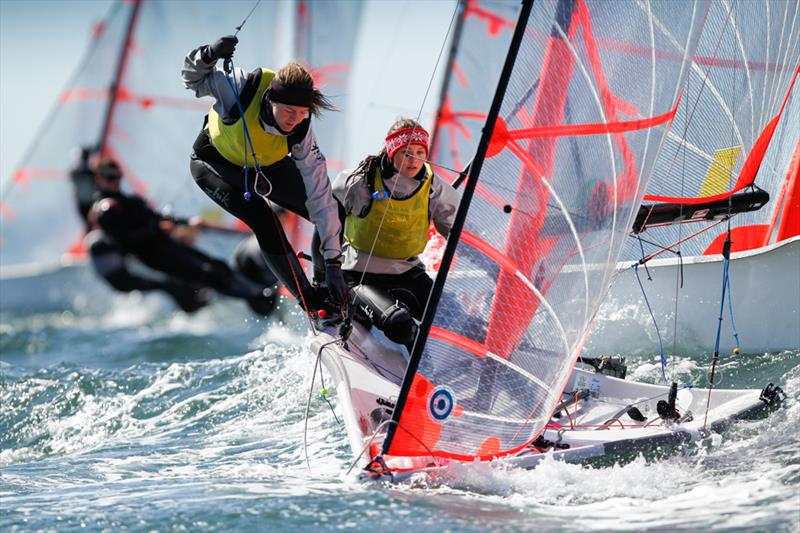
(759, 383), (786, 406)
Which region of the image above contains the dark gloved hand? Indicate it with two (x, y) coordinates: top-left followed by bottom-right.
(324, 260), (349, 306)
(205, 35), (238, 62)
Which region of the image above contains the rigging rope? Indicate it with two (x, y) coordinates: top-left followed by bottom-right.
(703, 224), (733, 429)
(303, 338), (342, 473)
(218, 2), (319, 332)
(352, 2), (461, 299)
(633, 263), (668, 385)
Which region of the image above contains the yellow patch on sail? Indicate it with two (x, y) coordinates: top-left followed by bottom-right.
(699, 146), (742, 197)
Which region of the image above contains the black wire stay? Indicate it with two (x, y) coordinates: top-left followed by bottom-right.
(382, 0), (536, 455)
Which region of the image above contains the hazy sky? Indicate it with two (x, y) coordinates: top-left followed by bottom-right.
(0, 0), (114, 182)
(0, 0), (456, 185)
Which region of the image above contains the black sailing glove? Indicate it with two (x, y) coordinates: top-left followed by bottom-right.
(324, 260), (349, 306)
(204, 35), (238, 63)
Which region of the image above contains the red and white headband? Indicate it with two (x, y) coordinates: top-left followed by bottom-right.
(385, 127), (430, 161)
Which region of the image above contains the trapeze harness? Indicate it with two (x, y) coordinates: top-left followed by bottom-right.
(190, 67), (323, 308)
(343, 163), (434, 346)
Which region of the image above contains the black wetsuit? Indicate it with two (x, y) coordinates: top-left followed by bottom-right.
(190, 128), (334, 311)
(88, 191), (272, 313)
(69, 159), (97, 231)
(343, 266), (433, 347)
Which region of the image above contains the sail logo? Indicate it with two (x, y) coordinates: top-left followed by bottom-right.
(429, 386), (456, 421)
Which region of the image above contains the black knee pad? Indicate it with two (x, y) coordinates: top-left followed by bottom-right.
(380, 304), (417, 345)
(351, 285), (417, 345)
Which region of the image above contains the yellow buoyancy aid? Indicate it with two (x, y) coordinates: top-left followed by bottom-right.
(207, 68), (289, 167)
(344, 164), (433, 260)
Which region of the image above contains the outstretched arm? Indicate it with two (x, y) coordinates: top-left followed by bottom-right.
(182, 43), (249, 120)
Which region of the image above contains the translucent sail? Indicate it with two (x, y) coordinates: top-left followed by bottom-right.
(385, 0), (708, 461)
(295, 0), (364, 174)
(0, 1), (130, 268)
(0, 1), (298, 270)
(626, 1), (800, 257)
(430, 0), (520, 180)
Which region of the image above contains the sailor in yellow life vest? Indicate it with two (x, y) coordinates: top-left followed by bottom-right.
(183, 35), (348, 314)
(333, 119), (459, 349)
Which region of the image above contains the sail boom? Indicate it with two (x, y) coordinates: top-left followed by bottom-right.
(634, 188), (770, 233)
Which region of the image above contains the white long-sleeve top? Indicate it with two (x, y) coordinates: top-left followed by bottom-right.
(182, 47), (342, 261)
(333, 158), (460, 275)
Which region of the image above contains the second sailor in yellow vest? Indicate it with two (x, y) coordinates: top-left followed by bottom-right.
(333, 119), (459, 348)
(183, 34), (349, 314)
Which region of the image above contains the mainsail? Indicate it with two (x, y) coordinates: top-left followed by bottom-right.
(295, 0), (363, 175)
(429, 0), (521, 179)
(1, 0), (368, 279)
(384, 0), (708, 460)
(0, 0), (287, 271)
(628, 1), (800, 257)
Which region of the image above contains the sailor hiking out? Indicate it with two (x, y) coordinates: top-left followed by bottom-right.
(333, 118), (459, 348)
(183, 34), (348, 315)
(85, 156), (276, 315)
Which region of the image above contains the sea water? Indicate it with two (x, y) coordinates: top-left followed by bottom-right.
(1, 290), (798, 532)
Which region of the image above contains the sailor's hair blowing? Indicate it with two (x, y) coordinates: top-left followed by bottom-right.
(269, 62), (335, 117)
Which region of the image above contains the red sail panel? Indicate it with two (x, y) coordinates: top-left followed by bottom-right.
(387, 0), (708, 461)
(621, 3), (799, 258)
(485, 2), (578, 359)
(775, 140), (800, 242)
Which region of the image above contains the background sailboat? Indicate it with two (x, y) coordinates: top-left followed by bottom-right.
(587, 1), (800, 354)
(0, 0), (368, 314)
(0, 0), (290, 313)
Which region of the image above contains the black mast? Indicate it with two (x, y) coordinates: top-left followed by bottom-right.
(98, 0), (143, 154)
(382, 0), (536, 454)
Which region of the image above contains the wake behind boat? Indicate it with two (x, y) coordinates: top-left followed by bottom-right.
(309, 323), (783, 482)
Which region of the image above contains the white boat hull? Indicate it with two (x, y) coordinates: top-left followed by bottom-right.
(308, 324), (780, 482)
(587, 236), (800, 355)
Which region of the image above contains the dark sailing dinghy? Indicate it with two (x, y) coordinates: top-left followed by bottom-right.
(308, 0), (785, 482)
